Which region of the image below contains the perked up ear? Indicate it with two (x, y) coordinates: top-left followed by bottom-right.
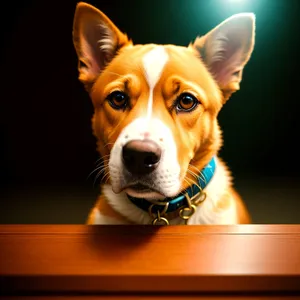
(72, 2), (132, 91)
(191, 13), (255, 102)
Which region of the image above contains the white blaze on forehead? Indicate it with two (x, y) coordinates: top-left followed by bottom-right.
(142, 46), (169, 120)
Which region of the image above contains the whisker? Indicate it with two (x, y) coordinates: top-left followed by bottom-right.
(87, 165), (105, 180)
(101, 171), (110, 184)
(93, 167), (107, 181)
(93, 161), (109, 172)
(187, 169), (200, 183)
(185, 174), (197, 185)
(200, 171), (207, 184)
(95, 157), (103, 164)
(103, 143), (115, 148)
(95, 158), (110, 167)
(104, 172), (111, 184)
(187, 169), (204, 192)
(189, 163), (206, 183)
(96, 154), (110, 161)
(188, 163), (201, 173)
(187, 167), (199, 180)
(185, 176), (198, 197)
(187, 167), (206, 185)
(93, 167), (109, 187)
(87, 157), (110, 183)
(181, 178), (192, 197)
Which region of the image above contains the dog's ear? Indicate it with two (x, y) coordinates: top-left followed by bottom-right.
(73, 2), (132, 91)
(191, 13), (255, 102)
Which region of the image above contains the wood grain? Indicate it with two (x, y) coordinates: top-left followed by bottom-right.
(0, 225), (299, 294)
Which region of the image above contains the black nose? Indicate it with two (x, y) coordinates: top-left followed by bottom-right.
(122, 139), (161, 175)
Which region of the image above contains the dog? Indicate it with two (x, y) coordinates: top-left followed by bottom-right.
(72, 2), (255, 225)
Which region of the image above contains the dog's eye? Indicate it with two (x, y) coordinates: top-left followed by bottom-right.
(176, 93), (199, 112)
(107, 91), (129, 110)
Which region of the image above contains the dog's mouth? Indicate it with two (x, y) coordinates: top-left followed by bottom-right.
(129, 183), (153, 192)
(126, 183), (159, 194)
(124, 182), (165, 200)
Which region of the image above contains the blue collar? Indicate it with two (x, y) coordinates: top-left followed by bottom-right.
(127, 156), (216, 214)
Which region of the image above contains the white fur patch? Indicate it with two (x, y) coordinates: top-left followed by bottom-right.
(103, 184), (151, 224)
(142, 46), (169, 120)
(109, 117), (181, 197)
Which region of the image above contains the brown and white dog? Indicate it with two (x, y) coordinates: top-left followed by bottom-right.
(72, 2), (255, 225)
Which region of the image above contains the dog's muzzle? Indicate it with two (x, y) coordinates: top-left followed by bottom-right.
(122, 139), (161, 176)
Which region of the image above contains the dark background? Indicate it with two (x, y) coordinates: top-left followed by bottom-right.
(0, 0), (299, 223)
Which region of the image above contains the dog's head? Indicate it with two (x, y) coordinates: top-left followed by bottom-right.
(73, 3), (255, 200)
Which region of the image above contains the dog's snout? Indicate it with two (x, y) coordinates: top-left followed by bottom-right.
(122, 139), (161, 175)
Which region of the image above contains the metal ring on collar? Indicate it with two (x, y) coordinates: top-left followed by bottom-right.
(179, 204), (197, 220)
(148, 202), (169, 218)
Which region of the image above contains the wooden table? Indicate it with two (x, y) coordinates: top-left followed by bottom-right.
(0, 225), (299, 299)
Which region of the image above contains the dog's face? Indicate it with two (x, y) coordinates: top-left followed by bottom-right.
(73, 3), (255, 200)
